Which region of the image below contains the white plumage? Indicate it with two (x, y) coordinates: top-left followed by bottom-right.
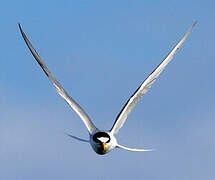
(19, 22), (196, 155)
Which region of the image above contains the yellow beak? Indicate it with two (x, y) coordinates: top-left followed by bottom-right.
(102, 142), (106, 151)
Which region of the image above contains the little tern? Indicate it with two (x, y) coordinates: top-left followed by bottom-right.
(18, 22), (196, 155)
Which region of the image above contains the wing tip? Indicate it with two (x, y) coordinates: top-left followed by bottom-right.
(189, 21), (197, 33)
(18, 23), (22, 31)
(192, 21), (198, 28)
(18, 23), (26, 38)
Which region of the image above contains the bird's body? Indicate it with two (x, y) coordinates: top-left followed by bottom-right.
(90, 131), (117, 155)
(18, 22), (196, 155)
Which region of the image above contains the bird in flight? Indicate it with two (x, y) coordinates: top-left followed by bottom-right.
(18, 22), (196, 155)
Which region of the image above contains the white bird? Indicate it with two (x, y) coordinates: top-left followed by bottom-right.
(18, 22), (196, 155)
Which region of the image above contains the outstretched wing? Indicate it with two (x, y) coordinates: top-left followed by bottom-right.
(18, 24), (97, 134)
(111, 22), (196, 134)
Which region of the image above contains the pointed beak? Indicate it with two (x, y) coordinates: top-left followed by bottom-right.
(102, 142), (106, 151)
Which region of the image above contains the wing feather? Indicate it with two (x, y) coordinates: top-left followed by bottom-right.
(111, 22), (196, 134)
(18, 24), (97, 134)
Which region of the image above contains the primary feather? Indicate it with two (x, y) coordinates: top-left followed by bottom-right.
(111, 22), (197, 134)
(18, 24), (97, 134)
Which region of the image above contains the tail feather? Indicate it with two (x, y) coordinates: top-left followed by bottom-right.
(117, 144), (155, 152)
(65, 133), (89, 143)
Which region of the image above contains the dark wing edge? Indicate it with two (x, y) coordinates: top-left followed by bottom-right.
(18, 23), (97, 134)
(110, 22), (197, 134)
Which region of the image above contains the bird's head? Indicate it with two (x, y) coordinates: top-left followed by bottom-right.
(91, 132), (111, 154)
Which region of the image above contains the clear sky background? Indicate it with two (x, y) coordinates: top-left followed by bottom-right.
(1, 0), (214, 179)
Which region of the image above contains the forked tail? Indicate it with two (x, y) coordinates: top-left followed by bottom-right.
(117, 144), (155, 152)
(65, 133), (89, 143)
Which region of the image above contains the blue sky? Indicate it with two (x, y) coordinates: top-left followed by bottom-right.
(1, 0), (215, 179)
